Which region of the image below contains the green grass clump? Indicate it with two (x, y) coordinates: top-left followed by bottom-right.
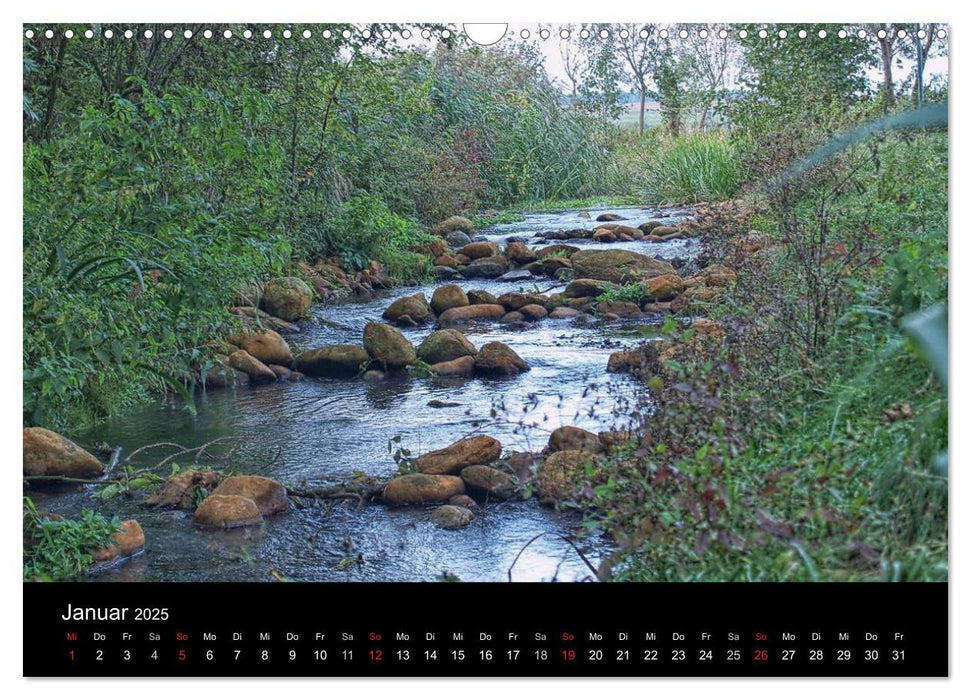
(23, 498), (121, 581)
(643, 132), (740, 204)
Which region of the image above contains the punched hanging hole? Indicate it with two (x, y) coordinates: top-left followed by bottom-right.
(401, 30), (411, 39)
(818, 30), (827, 39)
(25, 29), (34, 38)
(283, 29), (292, 38)
(223, 30), (232, 39)
(699, 29), (709, 39)
(164, 29), (173, 39)
(679, 29), (688, 39)
(243, 30), (252, 39)
(64, 30), (74, 38)
(758, 29), (767, 39)
(263, 30), (271, 39)
(85, 29), (94, 38)
(520, 29), (530, 39)
(560, 29), (570, 39)
(463, 24), (506, 46)
(639, 29), (649, 39)
(186, 30), (194, 38)
(719, 29), (728, 39)
(105, 29), (114, 38)
(857, 29), (867, 39)
(539, 29), (550, 39)
(659, 29), (669, 39)
(839, 30), (848, 38)
(779, 30), (788, 39)
(204, 29), (213, 39)
(45, 29), (53, 38)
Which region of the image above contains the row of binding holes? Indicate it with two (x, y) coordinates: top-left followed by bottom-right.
(24, 27), (947, 40)
(22, 28), (445, 40)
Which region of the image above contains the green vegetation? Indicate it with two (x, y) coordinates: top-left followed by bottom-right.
(23, 497), (121, 581)
(590, 124), (947, 581)
(642, 132), (739, 203)
(23, 26), (609, 431)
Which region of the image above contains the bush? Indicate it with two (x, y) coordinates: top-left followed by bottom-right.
(323, 192), (434, 280)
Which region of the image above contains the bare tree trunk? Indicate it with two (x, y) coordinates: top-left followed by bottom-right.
(879, 37), (895, 108)
(40, 35), (69, 141)
(638, 90), (646, 136)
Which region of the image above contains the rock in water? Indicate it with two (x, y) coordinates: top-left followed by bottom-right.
(438, 304), (506, 325)
(428, 355), (477, 377)
(460, 465), (518, 500)
(90, 520), (145, 567)
(548, 426), (604, 454)
(457, 241), (498, 260)
(570, 249), (675, 285)
(415, 435), (503, 475)
(466, 289), (498, 306)
(418, 329), (477, 364)
(596, 213), (624, 221)
(145, 469), (221, 509)
(518, 304), (548, 321)
(505, 241), (539, 265)
(474, 342), (530, 375)
(194, 494), (263, 528)
(363, 322), (417, 369)
(565, 278), (617, 298)
(430, 284), (470, 315)
(260, 277), (313, 321)
(23, 427), (105, 478)
(383, 293), (433, 325)
(459, 260), (507, 279)
(537, 450), (601, 507)
(228, 349), (277, 383)
(211, 475), (288, 515)
(294, 345), (369, 377)
(431, 505), (474, 530)
(383, 474), (466, 504)
(227, 329), (293, 366)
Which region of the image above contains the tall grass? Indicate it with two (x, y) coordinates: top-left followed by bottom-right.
(643, 132), (740, 204)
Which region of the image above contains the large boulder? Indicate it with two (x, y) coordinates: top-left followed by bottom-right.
(383, 474), (466, 504)
(571, 250), (675, 285)
(429, 355), (477, 377)
(438, 304), (506, 325)
(383, 293), (433, 325)
(228, 349), (277, 383)
(260, 277), (313, 321)
(541, 257), (573, 279)
(537, 450), (600, 506)
(418, 329), (477, 365)
(506, 241), (538, 265)
(194, 494), (263, 528)
(227, 329), (293, 366)
(548, 426), (604, 454)
(474, 342), (530, 375)
(431, 505), (474, 530)
(432, 215), (475, 237)
(23, 427), (104, 478)
(415, 435), (503, 475)
(596, 213), (624, 221)
(294, 345), (369, 377)
(90, 520), (146, 567)
(363, 322), (417, 369)
(430, 284), (470, 315)
(460, 465), (517, 500)
(211, 475), (288, 515)
(145, 469), (222, 509)
(457, 241), (498, 260)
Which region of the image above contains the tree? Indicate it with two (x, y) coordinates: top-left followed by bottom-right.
(612, 23), (657, 135)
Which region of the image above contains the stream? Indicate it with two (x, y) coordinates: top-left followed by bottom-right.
(31, 205), (698, 583)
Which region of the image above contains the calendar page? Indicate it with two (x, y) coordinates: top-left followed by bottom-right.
(21, 19), (949, 678)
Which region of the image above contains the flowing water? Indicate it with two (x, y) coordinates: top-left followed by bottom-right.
(31, 205), (698, 583)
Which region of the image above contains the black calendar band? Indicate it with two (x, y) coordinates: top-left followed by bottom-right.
(24, 582), (947, 677)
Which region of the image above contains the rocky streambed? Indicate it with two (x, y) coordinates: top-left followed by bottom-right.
(27, 205), (735, 583)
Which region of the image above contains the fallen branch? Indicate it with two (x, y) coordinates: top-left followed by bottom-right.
(507, 532), (600, 583)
